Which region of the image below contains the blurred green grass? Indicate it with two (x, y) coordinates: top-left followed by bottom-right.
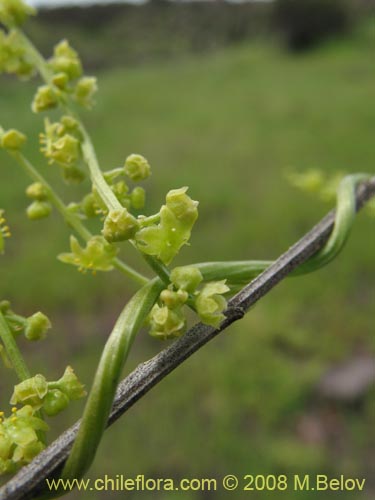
(1, 26), (375, 499)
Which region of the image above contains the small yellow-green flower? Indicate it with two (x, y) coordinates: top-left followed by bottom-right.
(195, 281), (229, 328)
(32, 85), (58, 113)
(58, 235), (119, 273)
(102, 208), (139, 243)
(74, 76), (97, 108)
(0, 0), (36, 27)
(49, 39), (82, 80)
(136, 187), (198, 264)
(0, 128), (26, 150)
(0, 405), (48, 476)
(149, 304), (186, 340)
(124, 154), (151, 182)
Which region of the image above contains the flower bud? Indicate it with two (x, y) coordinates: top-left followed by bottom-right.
(62, 165), (85, 184)
(49, 40), (82, 80)
(54, 366), (86, 400)
(25, 182), (48, 201)
(130, 186), (145, 210)
(159, 288), (188, 309)
(102, 208), (139, 243)
(111, 181), (130, 208)
(0, 0), (36, 27)
(149, 304), (186, 340)
(170, 266), (203, 293)
(51, 72), (69, 90)
(24, 312), (51, 341)
(195, 281), (229, 328)
(10, 374), (48, 409)
(1, 129), (26, 150)
(42, 389), (69, 417)
(32, 85), (58, 113)
(81, 193), (97, 218)
(124, 154), (151, 181)
(26, 201), (52, 220)
(74, 76), (98, 108)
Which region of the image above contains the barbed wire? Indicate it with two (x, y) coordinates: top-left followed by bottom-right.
(1, 176), (375, 500)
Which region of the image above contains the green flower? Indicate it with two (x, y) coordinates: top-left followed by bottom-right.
(74, 76), (98, 108)
(0, 0), (36, 27)
(130, 186), (145, 210)
(170, 266), (203, 293)
(0, 128), (26, 150)
(0, 405), (48, 476)
(124, 154), (151, 181)
(195, 281), (229, 328)
(32, 85), (58, 113)
(40, 117), (82, 168)
(49, 39), (82, 80)
(136, 187), (198, 264)
(149, 304), (186, 340)
(102, 208), (139, 243)
(24, 312), (51, 341)
(52, 366), (86, 401)
(58, 235), (118, 273)
(10, 374), (48, 409)
(26, 201), (52, 220)
(26, 182), (48, 201)
(0, 29), (34, 77)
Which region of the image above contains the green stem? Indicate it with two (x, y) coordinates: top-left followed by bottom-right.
(195, 175), (372, 284)
(61, 278), (163, 480)
(6, 150), (149, 286)
(0, 311), (30, 381)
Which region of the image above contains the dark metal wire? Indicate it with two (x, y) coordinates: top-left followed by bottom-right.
(1, 177), (375, 500)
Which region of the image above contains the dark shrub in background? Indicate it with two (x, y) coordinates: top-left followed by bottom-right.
(274, 0), (354, 51)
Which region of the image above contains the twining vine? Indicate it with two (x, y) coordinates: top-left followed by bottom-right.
(0, 0), (373, 495)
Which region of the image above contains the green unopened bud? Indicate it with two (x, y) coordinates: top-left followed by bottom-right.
(1, 129), (26, 150)
(102, 208), (139, 243)
(51, 71), (69, 90)
(62, 165), (85, 184)
(112, 181), (130, 208)
(24, 312), (51, 341)
(25, 182), (48, 201)
(130, 186), (145, 210)
(54, 366), (86, 400)
(10, 374), (48, 409)
(124, 154), (151, 182)
(74, 76), (98, 108)
(0, 0), (36, 27)
(81, 193), (97, 218)
(32, 85), (58, 113)
(170, 266), (203, 293)
(149, 304), (186, 340)
(42, 389), (69, 417)
(49, 40), (82, 80)
(195, 281), (229, 328)
(26, 201), (52, 220)
(159, 289), (188, 309)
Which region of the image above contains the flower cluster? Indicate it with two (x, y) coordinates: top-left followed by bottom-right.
(0, 0), (35, 28)
(32, 39), (97, 113)
(0, 406), (48, 475)
(10, 367), (86, 416)
(148, 265), (230, 339)
(39, 116), (85, 183)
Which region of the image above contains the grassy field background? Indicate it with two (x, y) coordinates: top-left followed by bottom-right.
(1, 15), (375, 499)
